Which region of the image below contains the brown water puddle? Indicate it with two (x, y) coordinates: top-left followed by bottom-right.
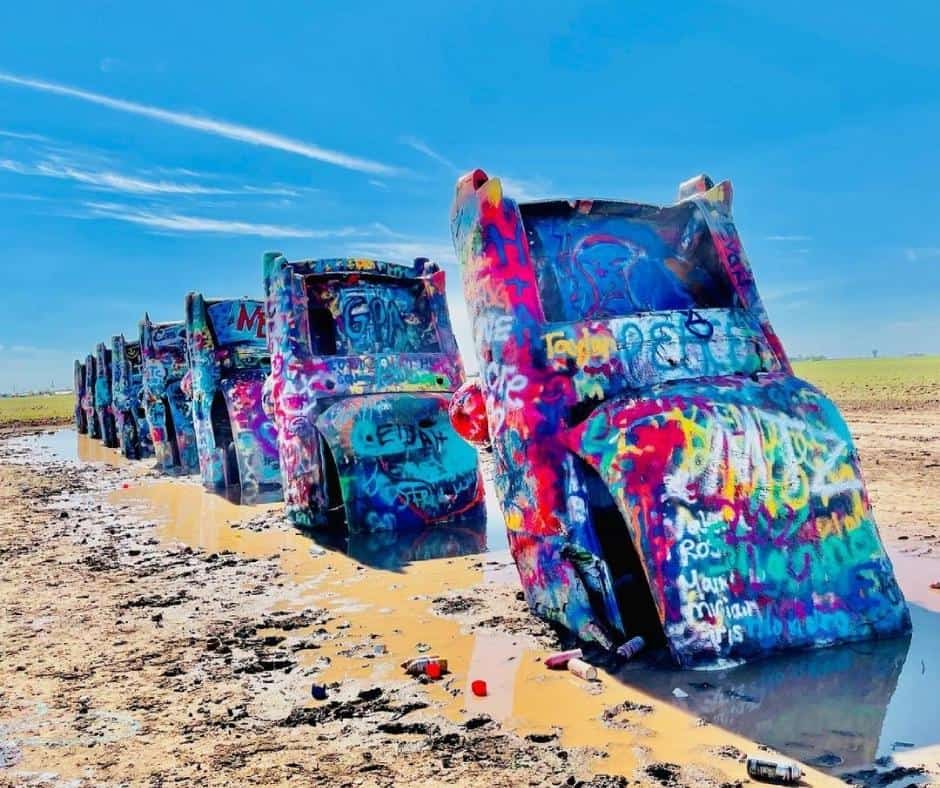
(109, 478), (842, 786)
(77, 434), (131, 467)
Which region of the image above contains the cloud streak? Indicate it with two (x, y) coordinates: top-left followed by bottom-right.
(82, 201), (364, 239)
(764, 234), (812, 242)
(0, 70), (399, 176)
(0, 154), (301, 197)
(401, 136), (458, 171)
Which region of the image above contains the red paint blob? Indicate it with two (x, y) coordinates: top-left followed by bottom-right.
(471, 679), (487, 697)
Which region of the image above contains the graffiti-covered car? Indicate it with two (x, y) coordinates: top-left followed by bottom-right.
(110, 334), (152, 460)
(184, 293), (281, 495)
(94, 342), (118, 448)
(81, 354), (100, 439)
(449, 169), (909, 667)
(139, 315), (198, 473)
(263, 253), (483, 532)
(73, 359), (87, 434)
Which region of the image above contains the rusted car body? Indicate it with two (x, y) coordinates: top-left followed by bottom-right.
(263, 253), (483, 533)
(449, 169), (909, 667)
(139, 315), (198, 473)
(184, 293), (281, 495)
(110, 334), (152, 460)
(94, 342), (118, 448)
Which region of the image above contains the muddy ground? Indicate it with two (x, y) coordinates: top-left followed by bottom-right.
(0, 404), (938, 787)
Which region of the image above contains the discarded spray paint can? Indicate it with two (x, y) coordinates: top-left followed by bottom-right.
(401, 656), (448, 676)
(567, 658), (598, 681)
(616, 636), (646, 660)
(746, 756), (802, 784)
(544, 648), (583, 670)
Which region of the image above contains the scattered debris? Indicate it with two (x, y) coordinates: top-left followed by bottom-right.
(545, 648), (582, 669)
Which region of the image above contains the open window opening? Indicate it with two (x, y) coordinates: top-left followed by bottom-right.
(162, 396), (181, 467)
(573, 456), (665, 647)
(210, 393), (238, 487)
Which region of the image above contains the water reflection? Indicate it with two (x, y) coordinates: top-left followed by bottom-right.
(300, 504), (488, 571)
(617, 605), (940, 771)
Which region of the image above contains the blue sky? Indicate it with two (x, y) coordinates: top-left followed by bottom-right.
(1, 1), (939, 392)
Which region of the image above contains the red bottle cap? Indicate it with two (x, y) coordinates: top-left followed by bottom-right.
(425, 662), (442, 679)
(471, 680), (487, 697)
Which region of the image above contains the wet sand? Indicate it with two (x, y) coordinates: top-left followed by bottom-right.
(1, 407), (938, 787)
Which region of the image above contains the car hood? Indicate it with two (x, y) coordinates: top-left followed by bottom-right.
(560, 373), (910, 667)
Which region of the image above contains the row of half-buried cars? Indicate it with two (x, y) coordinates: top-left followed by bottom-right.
(72, 170), (911, 669)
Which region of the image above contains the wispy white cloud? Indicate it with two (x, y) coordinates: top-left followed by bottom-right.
(764, 234), (812, 242)
(904, 247), (940, 262)
(0, 70), (400, 176)
(351, 238), (457, 266)
(368, 179), (389, 190)
(0, 154), (305, 197)
(0, 128), (49, 142)
(761, 282), (821, 305)
(498, 175), (552, 202)
(81, 201), (365, 239)
(400, 136), (458, 171)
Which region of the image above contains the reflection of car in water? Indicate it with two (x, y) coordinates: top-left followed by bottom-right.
(110, 334), (152, 460)
(73, 359), (87, 434)
(94, 342), (118, 448)
(449, 169), (910, 667)
(184, 293), (281, 496)
(139, 314), (198, 473)
(308, 514), (487, 571)
(263, 253), (483, 533)
(81, 354), (100, 439)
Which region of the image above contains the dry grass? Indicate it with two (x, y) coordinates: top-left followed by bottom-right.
(0, 393), (74, 426)
(793, 356), (940, 410)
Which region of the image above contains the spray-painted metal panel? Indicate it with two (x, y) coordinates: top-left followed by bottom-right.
(73, 359), (87, 434)
(139, 316), (198, 473)
(81, 354), (100, 439)
(94, 342), (118, 448)
(449, 169), (909, 667)
(184, 293), (281, 495)
(110, 335), (153, 460)
(263, 254), (483, 532)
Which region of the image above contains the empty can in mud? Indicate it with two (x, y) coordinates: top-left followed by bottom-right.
(616, 636), (646, 660)
(401, 656), (448, 676)
(544, 648), (583, 669)
(746, 756), (802, 784)
(567, 658), (598, 681)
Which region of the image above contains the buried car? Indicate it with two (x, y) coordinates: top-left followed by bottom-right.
(263, 253), (483, 532)
(139, 315), (198, 473)
(81, 354), (100, 439)
(110, 334), (153, 460)
(449, 169), (909, 668)
(73, 359), (87, 434)
(184, 293), (281, 495)
(94, 342), (118, 448)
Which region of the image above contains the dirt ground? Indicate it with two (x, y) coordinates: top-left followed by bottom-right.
(0, 404), (937, 787)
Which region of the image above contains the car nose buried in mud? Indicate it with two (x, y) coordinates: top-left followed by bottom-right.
(139, 314), (198, 474)
(81, 353), (101, 440)
(184, 293), (281, 497)
(448, 169), (911, 668)
(94, 341), (118, 448)
(263, 252), (483, 533)
(110, 334), (153, 460)
(73, 359), (88, 434)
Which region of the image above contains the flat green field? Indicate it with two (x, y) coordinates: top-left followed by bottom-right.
(0, 393), (74, 426)
(793, 355), (940, 410)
